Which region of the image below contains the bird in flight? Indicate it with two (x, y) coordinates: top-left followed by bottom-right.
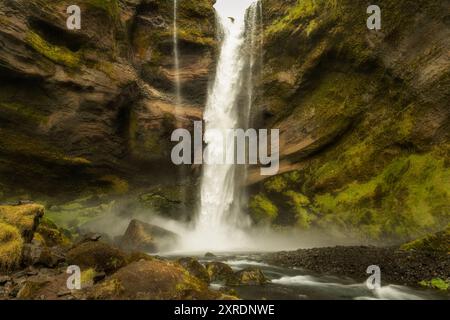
(228, 17), (235, 23)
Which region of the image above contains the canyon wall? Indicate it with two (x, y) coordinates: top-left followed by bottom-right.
(249, 0), (449, 241)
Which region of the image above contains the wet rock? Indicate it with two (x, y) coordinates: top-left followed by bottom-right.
(87, 259), (220, 300)
(205, 252), (216, 258)
(67, 241), (127, 274)
(119, 219), (179, 253)
(205, 262), (238, 285)
(235, 268), (268, 286)
(177, 257), (210, 283)
(22, 242), (65, 268)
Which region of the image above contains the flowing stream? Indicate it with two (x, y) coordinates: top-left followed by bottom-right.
(166, 253), (449, 300)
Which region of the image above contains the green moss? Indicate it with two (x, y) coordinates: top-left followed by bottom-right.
(26, 31), (81, 68)
(81, 268), (97, 287)
(84, 0), (119, 18)
(264, 176), (288, 193)
(46, 199), (115, 230)
(35, 217), (72, 247)
(0, 222), (23, 271)
(419, 278), (450, 291)
(0, 102), (48, 124)
(401, 225), (449, 254)
(249, 195), (278, 224)
(314, 153), (450, 239)
(99, 175), (129, 195)
(284, 191), (314, 228)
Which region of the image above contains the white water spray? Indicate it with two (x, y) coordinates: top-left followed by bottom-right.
(181, 0), (262, 251)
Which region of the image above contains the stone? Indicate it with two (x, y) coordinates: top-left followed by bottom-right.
(87, 259), (219, 300)
(67, 241), (127, 274)
(205, 262), (238, 285)
(235, 267), (268, 286)
(119, 219), (179, 253)
(177, 257), (210, 283)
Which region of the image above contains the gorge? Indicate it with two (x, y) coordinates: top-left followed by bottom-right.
(0, 0), (448, 300)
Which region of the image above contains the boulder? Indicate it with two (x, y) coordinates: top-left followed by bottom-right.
(205, 252), (216, 258)
(119, 219), (179, 253)
(67, 241), (127, 274)
(34, 217), (71, 247)
(205, 262), (238, 285)
(87, 259), (220, 300)
(0, 204), (44, 242)
(235, 268), (268, 286)
(22, 241), (65, 268)
(177, 257), (210, 283)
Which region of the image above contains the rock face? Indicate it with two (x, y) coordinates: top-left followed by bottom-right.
(249, 0), (450, 241)
(119, 219), (179, 253)
(0, 0), (214, 201)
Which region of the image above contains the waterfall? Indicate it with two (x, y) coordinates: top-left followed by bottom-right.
(173, 0), (181, 105)
(183, 0), (262, 251)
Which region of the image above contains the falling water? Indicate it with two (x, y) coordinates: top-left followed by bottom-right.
(182, 0), (262, 251)
(173, 0), (181, 105)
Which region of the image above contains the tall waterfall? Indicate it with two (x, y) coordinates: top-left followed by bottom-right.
(184, 0), (262, 251)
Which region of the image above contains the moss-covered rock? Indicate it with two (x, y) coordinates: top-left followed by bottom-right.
(67, 241), (127, 274)
(205, 262), (238, 285)
(34, 217), (71, 247)
(177, 257), (210, 283)
(235, 268), (269, 286)
(251, 0), (450, 241)
(87, 259), (220, 300)
(401, 225), (450, 254)
(249, 195), (278, 224)
(0, 222), (24, 272)
(0, 204), (44, 242)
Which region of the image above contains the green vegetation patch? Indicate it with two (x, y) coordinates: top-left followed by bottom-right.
(26, 31), (82, 68)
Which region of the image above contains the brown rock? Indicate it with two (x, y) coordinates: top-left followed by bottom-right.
(177, 257), (210, 283)
(67, 241), (127, 274)
(87, 259), (219, 300)
(235, 268), (268, 286)
(205, 262), (238, 285)
(120, 219), (179, 253)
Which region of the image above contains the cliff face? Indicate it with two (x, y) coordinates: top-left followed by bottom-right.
(0, 0), (214, 200)
(250, 0), (449, 241)
(0, 0), (448, 241)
